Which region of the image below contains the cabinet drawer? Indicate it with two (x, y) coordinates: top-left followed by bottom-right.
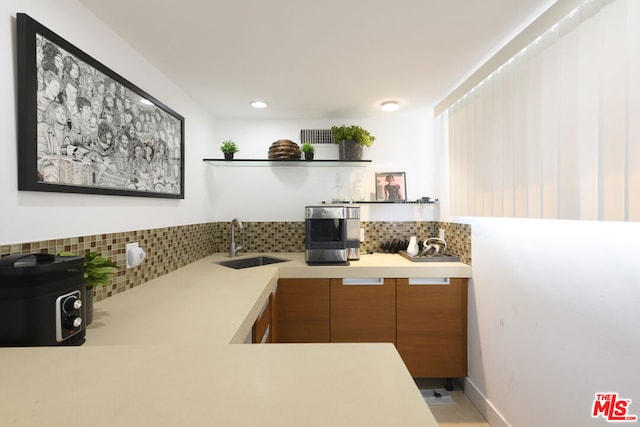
(330, 278), (396, 344)
(396, 278), (468, 377)
(252, 294), (272, 344)
(276, 278), (330, 343)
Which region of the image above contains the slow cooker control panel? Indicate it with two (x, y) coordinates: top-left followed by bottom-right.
(55, 290), (83, 342)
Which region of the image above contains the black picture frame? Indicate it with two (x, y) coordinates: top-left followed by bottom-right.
(375, 172), (407, 201)
(16, 13), (185, 199)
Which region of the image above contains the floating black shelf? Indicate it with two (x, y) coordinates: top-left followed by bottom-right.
(203, 158), (371, 167)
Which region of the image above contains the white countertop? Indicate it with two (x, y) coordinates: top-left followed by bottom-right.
(278, 251), (471, 279)
(0, 252), (471, 426)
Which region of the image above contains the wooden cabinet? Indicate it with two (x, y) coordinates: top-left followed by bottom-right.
(275, 278), (330, 343)
(330, 278), (396, 344)
(396, 278), (468, 378)
(274, 276), (468, 378)
(252, 293), (273, 344)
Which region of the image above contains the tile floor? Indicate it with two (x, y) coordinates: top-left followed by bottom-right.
(415, 378), (490, 427)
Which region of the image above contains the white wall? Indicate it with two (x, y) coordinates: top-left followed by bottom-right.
(458, 216), (640, 427)
(209, 112), (439, 222)
(0, 0), (216, 245)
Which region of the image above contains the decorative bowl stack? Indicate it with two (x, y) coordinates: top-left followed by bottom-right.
(268, 140), (302, 160)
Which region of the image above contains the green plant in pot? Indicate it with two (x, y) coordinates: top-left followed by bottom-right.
(221, 140), (239, 160)
(59, 251), (118, 326)
(331, 125), (375, 160)
(301, 141), (315, 160)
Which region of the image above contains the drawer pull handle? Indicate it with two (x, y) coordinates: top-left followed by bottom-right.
(408, 278), (450, 285)
(260, 325), (270, 344)
(342, 278), (384, 285)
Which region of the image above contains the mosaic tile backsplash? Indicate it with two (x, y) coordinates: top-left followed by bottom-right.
(0, 223), (215, 303)
(1, 221), (470, 304)
(213, 221), (471, 264)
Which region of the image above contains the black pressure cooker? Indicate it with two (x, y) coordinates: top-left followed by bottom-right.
(0, 253), (86, 346)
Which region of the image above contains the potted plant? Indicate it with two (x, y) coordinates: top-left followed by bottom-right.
(221, 140), (239, 160)
(301, 141), (315, 160)
(59, 251), (118, 326)
(331, 125), (375, 160)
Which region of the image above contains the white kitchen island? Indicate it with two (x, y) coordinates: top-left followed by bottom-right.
(0, 253), (471, 427)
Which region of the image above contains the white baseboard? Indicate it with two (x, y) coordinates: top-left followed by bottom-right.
(463, 377), (510, 427)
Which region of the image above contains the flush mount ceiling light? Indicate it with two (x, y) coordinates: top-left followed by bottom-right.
(380, 101), (400, 112)
(250, 100), (268, 109)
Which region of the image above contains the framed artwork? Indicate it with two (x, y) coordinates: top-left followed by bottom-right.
(16, 13), (185, 199)
(375, 172), (407, 201)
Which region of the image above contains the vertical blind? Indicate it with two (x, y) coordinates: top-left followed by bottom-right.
(443, 0), (640, 221)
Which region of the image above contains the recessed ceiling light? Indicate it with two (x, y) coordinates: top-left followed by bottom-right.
(380, 101), (400, 112)
(140, 98), (153, 106)
(250, 100), (268, 109)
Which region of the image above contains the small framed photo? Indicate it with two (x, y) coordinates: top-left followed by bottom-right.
(375, 172), (407, 201)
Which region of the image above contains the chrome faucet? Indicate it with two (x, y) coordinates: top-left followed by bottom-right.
(230, 218), (246, 257)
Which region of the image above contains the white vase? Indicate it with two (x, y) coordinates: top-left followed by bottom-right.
(406, 236), (419, 256)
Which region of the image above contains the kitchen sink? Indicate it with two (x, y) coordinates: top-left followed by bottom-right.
(216, 256), (289, 269)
